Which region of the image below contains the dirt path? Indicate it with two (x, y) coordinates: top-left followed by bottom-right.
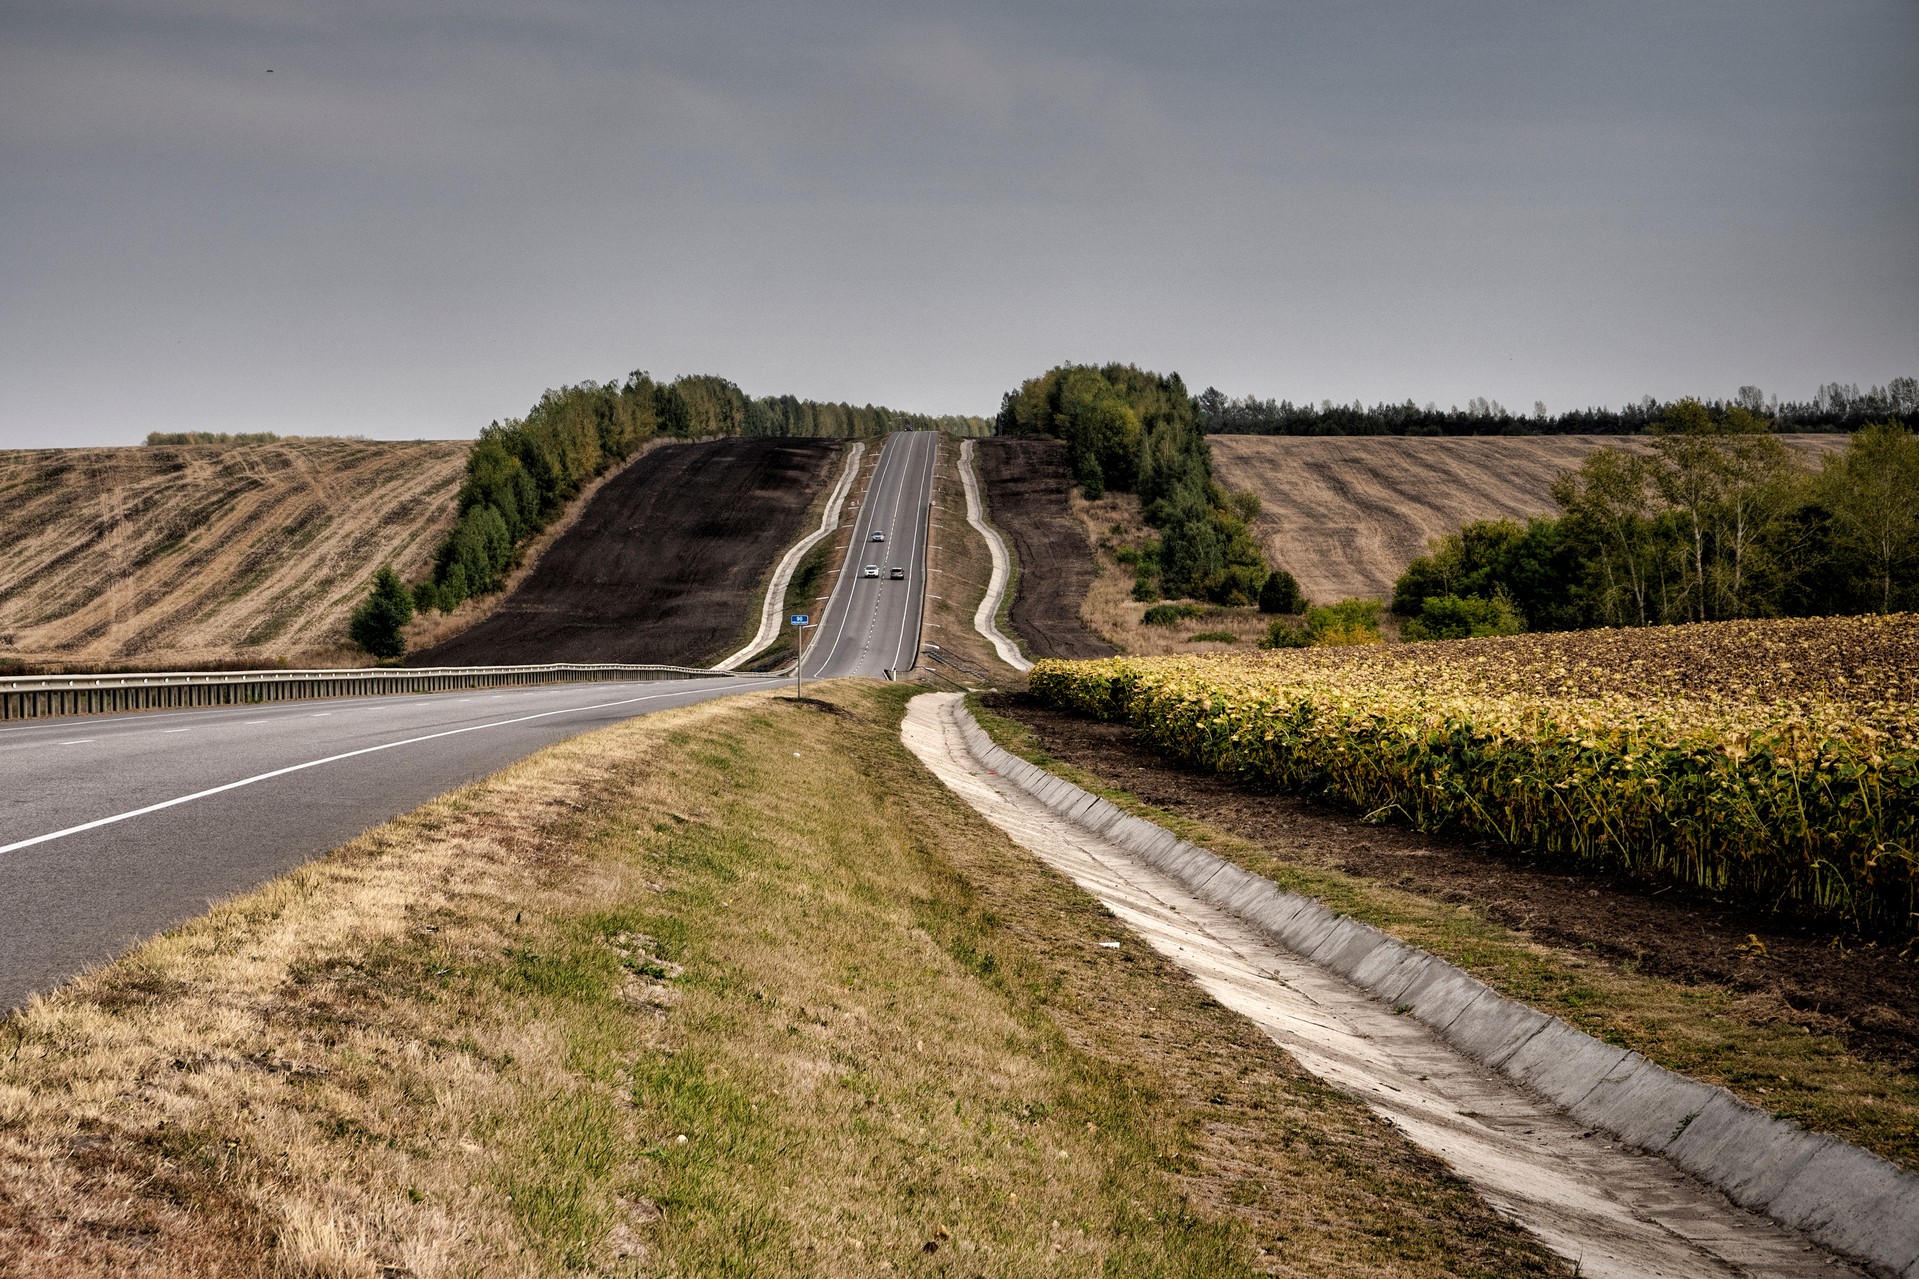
(411, 438), (838, 668)
(974, 439), (1116, 660)
(904, 692), (1861, 1279)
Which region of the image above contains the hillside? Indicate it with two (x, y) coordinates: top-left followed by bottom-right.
(411, 438), (842, 667)
(1210, 433), (1848, 604)
(0, 438), (467, 670)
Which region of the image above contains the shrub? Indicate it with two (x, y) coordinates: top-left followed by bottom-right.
(1141, 603), (1204, 626)
(349, 566), (414, 658)
(1403, 593), (1526, 641)
(1258, 569), (1303, 615)
(1261, 619), (1312, 648)
(1186, 631), (1238, 643)
(1304, 598), (1382, 646)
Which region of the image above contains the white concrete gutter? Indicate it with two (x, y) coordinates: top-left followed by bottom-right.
(957, 439), (1031, 672)
(909, 693), (1919, 1279)
(714, 441), (865, 671)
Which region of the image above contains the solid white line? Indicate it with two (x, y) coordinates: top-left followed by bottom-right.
(0, 680), (774, 858)
(59, 739), (95, 746)
(162, 728), (192, 734)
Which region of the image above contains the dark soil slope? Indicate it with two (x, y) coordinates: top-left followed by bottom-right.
(976, 438), (1116, 660)
(413, 438), (839, 667)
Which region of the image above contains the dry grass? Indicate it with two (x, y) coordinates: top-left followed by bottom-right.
(0, 685), (1562, 1278)
(970, 696), (1919, 1176)
(1209, 434), (1849, 606)
(0, 438), (468, 671)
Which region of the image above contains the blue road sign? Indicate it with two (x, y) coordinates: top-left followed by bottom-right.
(790, 614), (810, 626)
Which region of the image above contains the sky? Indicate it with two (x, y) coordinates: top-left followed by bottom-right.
(2, 1), (1915, 447)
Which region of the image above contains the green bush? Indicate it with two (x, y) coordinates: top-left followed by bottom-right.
(1403, 593), (1526, 641)
(1186, 630), (1238, 643)
(1141, 603), (1204, 626)
(1303, 598), (1382, 646)
(350, 566), (414, 658)
(1260, 619), (1312, 648)
(1258, 569), (1303, 614)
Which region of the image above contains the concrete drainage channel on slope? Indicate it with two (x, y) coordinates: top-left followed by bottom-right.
(903, 692), (1919, 1279)
(713, 441), (866, 672)
(957, 438), (1032, 672)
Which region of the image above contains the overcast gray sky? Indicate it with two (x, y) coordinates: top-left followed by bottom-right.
(3, 1), (1915, 447)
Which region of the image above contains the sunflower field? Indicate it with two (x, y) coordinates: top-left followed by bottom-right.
(1029, 615), (1919, 936)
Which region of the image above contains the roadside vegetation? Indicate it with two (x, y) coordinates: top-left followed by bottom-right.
(1030, 614), (1919, 938)
(1394, 412), (1919, 634)
(0, 686), (1561, 1277)
(995, 364), (1269, 606)
(968, 694), (1919, 1174)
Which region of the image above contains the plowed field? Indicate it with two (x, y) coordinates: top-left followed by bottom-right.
(0, 439), (467, 669)
(975, 438), (1116, 660)
(412, 438), (841, 668)
(1210, 434), (1847, 605)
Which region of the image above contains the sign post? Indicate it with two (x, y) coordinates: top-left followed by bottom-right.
(790, 614), (810, 700)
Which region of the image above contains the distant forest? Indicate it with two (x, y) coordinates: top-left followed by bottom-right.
(1196, 377), (1919, 437)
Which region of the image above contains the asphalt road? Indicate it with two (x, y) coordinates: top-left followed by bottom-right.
(0, 431), (941, 1011)
(801, 429), (936, 679)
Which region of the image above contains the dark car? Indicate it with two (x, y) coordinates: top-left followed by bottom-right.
(889, 566), (906, 580)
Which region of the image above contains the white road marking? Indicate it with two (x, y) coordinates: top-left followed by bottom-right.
(58, 740), (95, 746)
(0, 680), (774, 858)
(162, 728), (192, 734)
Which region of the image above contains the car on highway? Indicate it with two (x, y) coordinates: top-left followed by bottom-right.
(862, 564), (880, 578)
(870, 531), (886, 542)
(889, 567), (906, 580)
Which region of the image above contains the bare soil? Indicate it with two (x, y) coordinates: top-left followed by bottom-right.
(1210, 434), (1848, 605)
(412, 438), (840, 667)
(974, 438), (1117, 660)
(983, 693), (1919, 1074)
(0, 439), (468, 670)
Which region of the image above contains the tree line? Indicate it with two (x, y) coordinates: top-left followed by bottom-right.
(1198, 377), (1919, 437)
(994, 364), (1273, 606)
(1390, 406), (1919, 639)
(351, 370), (988, 656)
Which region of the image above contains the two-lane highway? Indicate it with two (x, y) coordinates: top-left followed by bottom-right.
(0, 430), (944, 1010)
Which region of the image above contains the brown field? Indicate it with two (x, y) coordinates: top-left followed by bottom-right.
(0, 439), (468, 671)
(1210, 434), (1848, 605)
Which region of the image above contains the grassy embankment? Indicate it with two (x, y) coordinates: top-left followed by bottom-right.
(0, 686), (1562, 1278)
(969, 693), (1919, 1175)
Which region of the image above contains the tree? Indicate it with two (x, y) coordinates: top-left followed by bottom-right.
(1821, 422), (1919, 612)
(1258, 569), (1303, 614)
(350, 566), (414, 658)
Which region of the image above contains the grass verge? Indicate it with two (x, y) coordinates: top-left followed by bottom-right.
(968, 695), (1919, 1175)
(0, 685), (1562, 1278)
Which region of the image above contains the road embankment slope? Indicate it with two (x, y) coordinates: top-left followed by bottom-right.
(413, 438), (841, 668)
(972, 438), (1116, 660)
(0, 438), (468, 670)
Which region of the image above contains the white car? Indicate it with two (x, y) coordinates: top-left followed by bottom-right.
(870, 531), (886, 542)
(862, 564), (880, 578)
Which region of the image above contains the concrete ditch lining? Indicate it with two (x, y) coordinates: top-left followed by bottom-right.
(949, 702), (1919, 1279)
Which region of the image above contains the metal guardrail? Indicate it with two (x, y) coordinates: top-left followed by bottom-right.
(0, 663), (737, 722)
